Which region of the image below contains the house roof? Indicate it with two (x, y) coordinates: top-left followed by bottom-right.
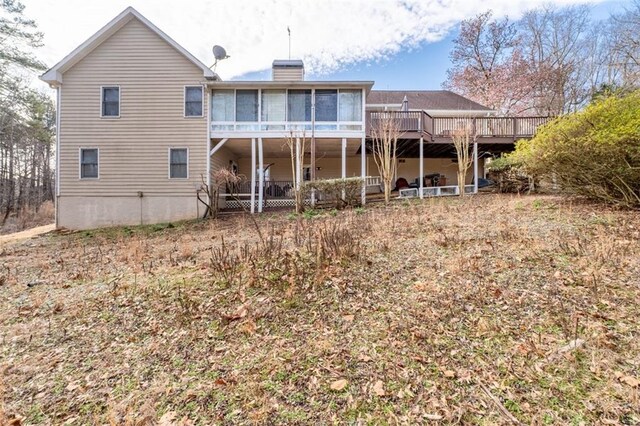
(207, 80), (375, 91)
(366, 90), (492, 112)
(40, 7), (217, 86)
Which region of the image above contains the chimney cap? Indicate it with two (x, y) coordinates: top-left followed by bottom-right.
(272, 59), (304, 68)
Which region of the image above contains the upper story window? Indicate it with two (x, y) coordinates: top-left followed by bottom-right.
(184, 86), (203, 117)
(101, 86), (120, 117)
(315, 90), (337, 121)
(236, 90), (258, 122)
(339, 90), (362, 121)
(287, 90), (311, 121)
(80, 148), (99, 179)
(211, 90), (234, 122)
(169, 148), (188, 179)
(261, 90), (286, 122)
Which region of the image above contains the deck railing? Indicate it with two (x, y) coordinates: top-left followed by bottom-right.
(367, 111), (427, 134)
(366, 111), (552, 139)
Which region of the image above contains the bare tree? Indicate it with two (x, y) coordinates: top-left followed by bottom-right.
(608, 1), (640, 90)
(451, 120), (477, 197)
(370, 112), (403, 204)
(284, 131), (308, 213)
(200, 169), (245, 219)
(519, 5), (593, 114)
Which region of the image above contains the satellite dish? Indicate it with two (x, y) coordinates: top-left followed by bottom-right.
(213, 45), (228, 61)
(210, 45), (230, 71)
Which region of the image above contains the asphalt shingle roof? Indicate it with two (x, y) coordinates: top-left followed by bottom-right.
(366, 90), (492, 111)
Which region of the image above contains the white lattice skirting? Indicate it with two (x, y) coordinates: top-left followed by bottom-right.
(225, 199), (297, 209)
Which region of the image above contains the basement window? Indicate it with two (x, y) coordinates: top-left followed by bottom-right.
(169, 148), (188, 179)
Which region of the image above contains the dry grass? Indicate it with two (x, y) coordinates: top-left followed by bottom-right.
(0, 194), (638, 425)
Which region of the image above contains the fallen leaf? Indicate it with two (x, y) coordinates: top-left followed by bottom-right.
(159, 411), (177, 426)
(620, 375), (640, 387)
(424, 414), (443, 420)
(330, 379), (348, 391)
(343, 314), (355, 321)
(373, 380), (385, 396)
(443, 370), (456, 378)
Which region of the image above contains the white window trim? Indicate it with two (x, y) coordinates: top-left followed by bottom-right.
(100, 85), (121, 118)
(168, 147), (189, 179)
(184, 85), (204, 118)
(79, 147), (99, 180)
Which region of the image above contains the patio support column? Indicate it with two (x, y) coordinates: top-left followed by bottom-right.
(341, 138), (347, 200)
(419, 136), (424, 199)
(250, 138), (256, 214)
(295, 137), (301, 190)
(473, 141), (478, 194)
(258, 137), (264, 212)
(361, 136), (366, 205)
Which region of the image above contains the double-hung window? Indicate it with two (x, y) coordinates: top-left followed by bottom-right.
(101, 86), (120, 117)
(169, 148), (188, 179)
(184, 86), (203, 117)
(80, 148), (99, 179)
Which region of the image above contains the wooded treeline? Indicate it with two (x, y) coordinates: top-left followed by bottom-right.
(0, 0), (54, 232)
(445, 2), (640, 116)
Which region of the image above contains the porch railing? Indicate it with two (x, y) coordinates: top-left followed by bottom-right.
(221, 180), (295, 199)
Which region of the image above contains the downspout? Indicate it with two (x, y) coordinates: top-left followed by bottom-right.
(55, 85), (61, 229)
(206, 86), (211, 213)
(310, 89), (316, 206)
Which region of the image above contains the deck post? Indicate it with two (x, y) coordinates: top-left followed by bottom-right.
(258, 137), (264, 213)
(295, 137), (301, 191)
(473, 141), (478, 194)
(250, 138), (256, 214)
(341, 137), (347, 199)
(360, 136), (366, 205)
(419, 136), (424, 199)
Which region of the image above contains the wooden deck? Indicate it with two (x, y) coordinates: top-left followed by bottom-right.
(366, 111), (552, 141)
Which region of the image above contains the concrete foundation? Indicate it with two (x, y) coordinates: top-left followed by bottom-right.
(57, 195), (202, 230)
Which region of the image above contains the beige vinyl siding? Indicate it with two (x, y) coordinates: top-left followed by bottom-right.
(59, 17), (207, 197)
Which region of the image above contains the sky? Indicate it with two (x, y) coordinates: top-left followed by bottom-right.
(22, 0), (632, 91)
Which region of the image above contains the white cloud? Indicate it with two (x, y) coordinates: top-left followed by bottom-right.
(27, 0), (603, 81)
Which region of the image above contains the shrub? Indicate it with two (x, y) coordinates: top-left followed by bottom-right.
(486, 156), (534, 194)
(304, 177), (363, 209)
(510, 91), (640, 208)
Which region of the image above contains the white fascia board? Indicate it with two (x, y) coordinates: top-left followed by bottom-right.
(40, 6), (217, 86)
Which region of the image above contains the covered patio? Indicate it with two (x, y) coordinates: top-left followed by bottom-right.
(208, 137), (381, 211)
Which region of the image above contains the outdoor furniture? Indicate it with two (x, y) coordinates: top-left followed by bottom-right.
(394, 177), (409, 191)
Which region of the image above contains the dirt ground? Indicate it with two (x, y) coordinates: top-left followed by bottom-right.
(0, 194), (638, 425)
(0, 224), (55, 246)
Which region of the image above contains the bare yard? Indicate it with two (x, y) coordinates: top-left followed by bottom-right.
(0, 195), (639, 425)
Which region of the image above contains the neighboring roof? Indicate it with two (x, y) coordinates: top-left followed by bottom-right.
(366, 90), (492, 112)
(40, 7), (217, 86)
(207, 80), (375, 92)
(272, 59), (304, 68)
